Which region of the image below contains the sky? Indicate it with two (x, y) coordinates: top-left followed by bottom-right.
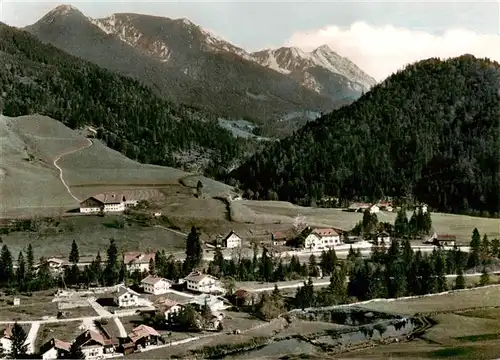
(2, 0), (499, 81)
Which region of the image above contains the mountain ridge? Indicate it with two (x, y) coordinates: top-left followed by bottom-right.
(24, 5), (374, 135)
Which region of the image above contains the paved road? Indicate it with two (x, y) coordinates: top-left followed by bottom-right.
(53, 138), (93, 202)
(113, 317), (127, 338)
(25, 321), (40, 354)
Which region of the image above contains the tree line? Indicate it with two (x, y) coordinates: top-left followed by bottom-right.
(228, 55), (500, 216)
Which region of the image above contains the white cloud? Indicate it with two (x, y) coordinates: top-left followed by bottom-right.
(285, 22), (500, 81)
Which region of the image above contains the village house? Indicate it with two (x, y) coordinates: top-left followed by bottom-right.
(127, 325), (163, 350)
(123, 252), (156, 273)
(163, 303), (183, 323)
(184, 271), (223, 294)
(73, 330), (115, 359)
(222, 231), (242, 249)
(114, 287), (140, 307)
(272, 231), (288, 246)
(376, 231), (391, 244)
(377, 201), (393, 212)
(79, 189), (165, 214)
(433, 234), (457, 247)
(39, 338), (71, 360)
(141, 275), (172, 295)
(233, 289), (252, 306)
(368, 204), (380, 214)
(188, 294), (225, 312)
(304, 228), (342, 250)
(43, 258), (65, 273)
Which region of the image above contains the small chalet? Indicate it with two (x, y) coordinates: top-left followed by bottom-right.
(184, 271), (223, 294)
(39, 338), (71, 360)
(141, 275), (172, 295)
(73, 330), (115, 359)
(347, 202), (371, 212)
(233, 289), (251, 306)
(114, 286), (139, 307)
(272, 231), (287, 246)
(44, 258), (65, 272)
(433, 234), (456, 247)
(163, 303), (183, 323)
(188, 294), (225, 312)
(123, 252), (156, 273)
(377, 201), (393, 212)
(127, 325), (163, 350)
(368, 204), (380, 214)
(222, 231), (242, 249)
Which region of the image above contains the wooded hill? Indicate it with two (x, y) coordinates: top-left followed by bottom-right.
(230, 55), (500, 216)
(0, 23), (243, 170)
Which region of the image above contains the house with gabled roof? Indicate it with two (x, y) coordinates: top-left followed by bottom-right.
(127, 325), (163, 350)
(221, 231), (242, 249)
(184, 271), (223, 294)
(114, 286), (139, 307)
(304, 228), (341, 250)
(39, 338), (71, 360)
(141, 275), (172, 295)
(123, 252), (156, 273)
(0, 324), (13, 355)
(73, 330), (115, 359)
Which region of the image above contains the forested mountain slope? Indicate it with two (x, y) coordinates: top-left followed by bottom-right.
(230, 55), (500, 215)
(0, 23), (243, 171)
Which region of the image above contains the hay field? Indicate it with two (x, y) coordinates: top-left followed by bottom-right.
(234, 201), (500, 242)
(357, 286), (500, 314)
(0, 115), (79, 216)
(0, 114), (236, 217)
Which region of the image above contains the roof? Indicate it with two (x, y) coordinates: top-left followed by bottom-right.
(234, 289), (250, 298)
(40, 338), (71, 354)
(123, 252), (156, 265)
(348, 202), (371, 209)
(311, 228), (339, 237)
(377, 231), (390, 236)
(74, 330), (107, 348)
(115, 286), (139, 298)
(141, 275), (171, 286)
(436, 234), (456, 241)
(46, 258), (64, 265)
(129, 325), (161, 343)
(223, 231), (240, 241)
(83, 189), (165, 206)
(184, 271), (218, 283)
(272, 231), (287, 240)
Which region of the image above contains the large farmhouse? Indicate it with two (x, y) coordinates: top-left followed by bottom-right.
(79, 189), (165, 213)
(304, 228), (341, 250)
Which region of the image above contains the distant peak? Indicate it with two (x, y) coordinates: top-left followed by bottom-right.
(314, 44), (335, 53)
(178, 17), (195, 26)
(49, 4), (81, 15)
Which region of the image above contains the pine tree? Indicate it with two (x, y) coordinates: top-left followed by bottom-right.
(394, 209), (408, 237)
(468, 228), (482, 269)
(16, 252), (25, 287)
(26, 244), (34, 279)
(422, 211), (432, 234)
(69, 240), (79, 264)
(212, 247), (225, 276)
(434, 249), (448, 292)
(0, 244), (13, 285)
(409, 211), (418, 237)
(104, 239), (120, 285)
(454, 267), (466, 290)
(481, 234), (490, 260)
(308, 254), (319, 277)
(259, 248), (273, 282)
(10, 323), (28, 359)
(479, 267), (490, 286)
(184, 226), (203, 274)
(148, 258), (156, 275)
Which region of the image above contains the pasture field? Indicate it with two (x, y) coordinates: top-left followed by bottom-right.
(234, 200), (500, 242)
(0, 214), (186, 258)
(358, 285), (500, 314)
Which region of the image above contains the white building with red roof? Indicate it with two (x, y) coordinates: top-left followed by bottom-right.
(141, 275), (172, 295)
(123, 252), (156, 273)
(304, 228), (341, 250)
(184, 271), (223, 294)
(39, 338), (71, 360)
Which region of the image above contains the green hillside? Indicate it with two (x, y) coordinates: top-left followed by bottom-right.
(0, 23), (243, 170)
(230, 55), (500, 216)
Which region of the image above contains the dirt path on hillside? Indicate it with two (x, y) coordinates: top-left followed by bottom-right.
(53, 139), (93, 202)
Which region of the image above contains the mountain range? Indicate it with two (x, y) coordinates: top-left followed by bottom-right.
(25, 5), (376, 135)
